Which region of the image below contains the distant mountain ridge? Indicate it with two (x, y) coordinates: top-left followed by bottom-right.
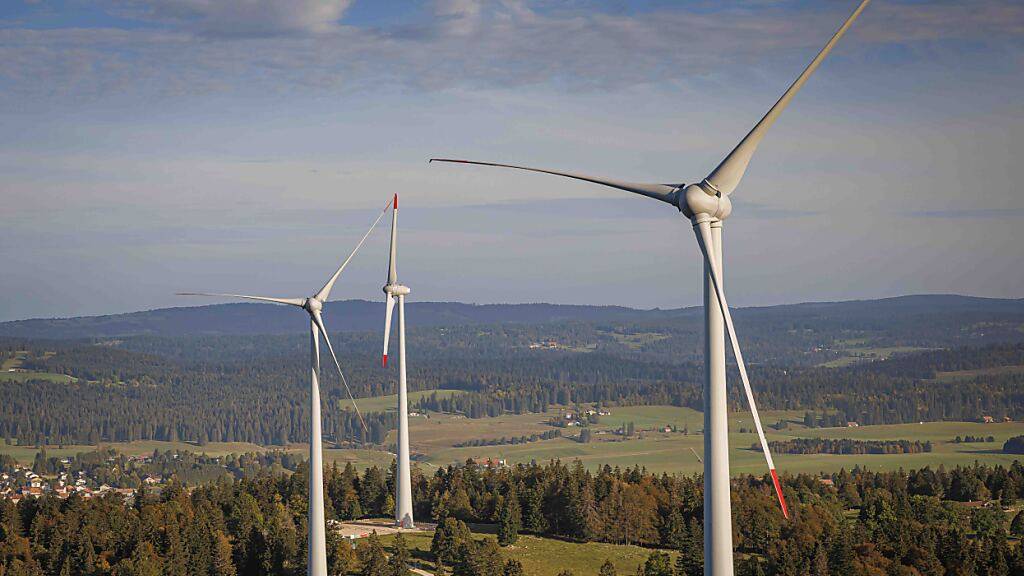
(0, 294), (1021, 339)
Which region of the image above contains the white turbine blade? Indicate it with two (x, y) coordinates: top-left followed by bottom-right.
(382, 294), (395, 367)
(387, 194), (398, 286)
(705, 0), (870, 196)
(176, 292), (305, 307)
(311, 311), (369, 437)
(314, 196), (394, 303)
(429, 158), (680, 204)
(693, 220), (790, 520)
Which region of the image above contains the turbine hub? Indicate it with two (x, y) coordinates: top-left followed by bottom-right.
(384, 284), (411, 296)
(679, 183), (731, 221)
(304, 298), (323, 313)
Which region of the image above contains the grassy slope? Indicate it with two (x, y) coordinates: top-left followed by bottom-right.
(350, 389), (465, 414)
(3, 402), (1023, 475)
(379, 531), (664, 576)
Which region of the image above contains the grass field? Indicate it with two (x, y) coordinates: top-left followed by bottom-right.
(409, 405), (1024, 476)
(378, 530), (665, 576)
(820, 345), (933, 368)
(931, 365), (1024, 382)
(3, 405), (1022, 476)
(0, 351), (74, 383)
(0, 371), (76, 383)
(351, 389), (465, 414)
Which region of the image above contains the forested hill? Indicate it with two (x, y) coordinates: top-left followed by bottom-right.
(0, 300), (681, 339)
(1, 294), (1022, 339)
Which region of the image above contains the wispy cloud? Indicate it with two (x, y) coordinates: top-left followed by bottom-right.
(109, 0), (355, 38)
(1, 0), (1020, 107)
(905, 208), (1024, 220)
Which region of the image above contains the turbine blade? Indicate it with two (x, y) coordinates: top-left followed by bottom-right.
(429, 158), (680, 205)
(693, 220), (790, 520)
(314, 196), (394, 303)
(387, 194), (398, 286)
(705, 0), (871, 196)
(176, 292), (305, 307)
(311, 311), (369, 437)
(382, 294), (395, 367)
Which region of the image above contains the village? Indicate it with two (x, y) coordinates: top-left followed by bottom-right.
(0, 456), (160, 506)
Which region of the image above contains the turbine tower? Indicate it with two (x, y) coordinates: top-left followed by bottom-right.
(178, 199), (392, 576)
(430, 2), (870, 574)
(381, 194), (414, 528)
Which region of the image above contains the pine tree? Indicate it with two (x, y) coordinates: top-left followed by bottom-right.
(502, 560), (525, 576)
(660, 509), (687, 549)
(497, 487), (522, 546)
(675, 518), (703, 576)
(359, 532), (389, 576)
(522, 486), (548, 534)
(431, 517), (472, 570)
(643, 552), (673, 576)
(1011, 510), (1024, 537)
(599, 560), (618, 576)
(388, 532), (411, 576)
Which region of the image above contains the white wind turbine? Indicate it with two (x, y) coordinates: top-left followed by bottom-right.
(178, 199), (392, 576)
(431, 2), (870, 574)
(380, 194), (414, 528)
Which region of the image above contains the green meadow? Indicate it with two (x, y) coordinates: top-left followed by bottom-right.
(3, 397), (1022, 476)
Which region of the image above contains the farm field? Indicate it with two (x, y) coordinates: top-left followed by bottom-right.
(0, 371), (75, 383)
(4, 403), (1023, 475)
(930, 364), (1024, 382)
(409, 404), (1024, 475)
(350, 388), (465, 413)
(0, 350), (74, 383)
(378, 530), (668, 576)
(819, 345), (933, 367)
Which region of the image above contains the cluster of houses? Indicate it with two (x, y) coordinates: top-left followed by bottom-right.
(980, 415), (1014, 424)
(561, 408), (612, 427)
(528, 340), (562, 349)
(0, 460), (163, 506)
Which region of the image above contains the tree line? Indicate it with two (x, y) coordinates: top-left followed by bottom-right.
(3, 457), (1024, 575)
(766, 438), (933, 455)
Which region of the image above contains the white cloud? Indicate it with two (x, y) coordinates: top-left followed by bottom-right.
(0, 1), (1021, 106)
(113, 0), (354, 37)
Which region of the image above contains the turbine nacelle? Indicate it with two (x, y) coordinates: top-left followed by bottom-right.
(304, 298), (324, 314)
(384, 284), (411, 296)
(680, 183), (732, 222)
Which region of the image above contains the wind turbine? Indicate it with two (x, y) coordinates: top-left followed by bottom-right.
(178, 199), (392, 576)
(380, 194), (414, 528)
(430, 1), (870, 574)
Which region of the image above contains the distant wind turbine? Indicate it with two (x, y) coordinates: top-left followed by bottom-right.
(380, 194), (414, 528)
(431, 2), (871, 574)
(178, 198), (392, 576)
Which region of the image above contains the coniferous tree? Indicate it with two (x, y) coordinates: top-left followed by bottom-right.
(642, 552), (673, 576)
(388, 532), (411, 576)
(502, 559), (525, 576)
(358, 532), (388, 576)
(497, 487), (522, 546)
(1011, 510), (1024, 537)
(675, 518), (703, 576)
(431, 517), (472, 571)
(522, 486), (548, 534)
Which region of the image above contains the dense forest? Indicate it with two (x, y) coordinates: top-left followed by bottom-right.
(2, 458), (1023, 575)
(1, 296), (1023, 449)
(1, 337), (1022, 448)
(766, 438), (933, 455)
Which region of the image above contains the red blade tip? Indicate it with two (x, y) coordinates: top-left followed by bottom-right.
(382, 354), (388, 367)
(770, 469), (790, 519)
(393, 194), (398, 210)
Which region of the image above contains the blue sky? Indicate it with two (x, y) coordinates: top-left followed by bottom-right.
(1, 0), (1022, 321)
